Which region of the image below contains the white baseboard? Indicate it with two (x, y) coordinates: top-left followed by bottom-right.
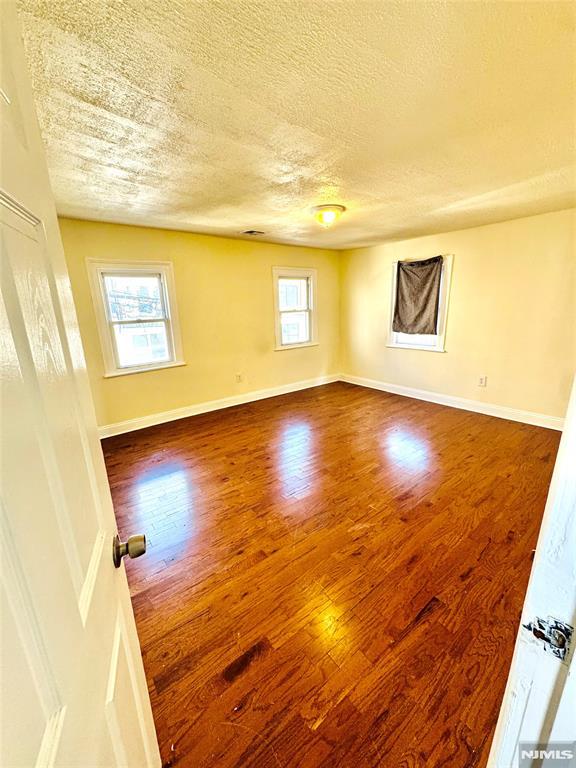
(98, 374), (340, 438)
(340, 374), (565, 431)
(99, 371), (564, 438)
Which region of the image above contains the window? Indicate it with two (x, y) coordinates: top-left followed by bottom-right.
(273, 267), (317, 349)
(88, 261), (184, 376)
(388, 254), (453, 352)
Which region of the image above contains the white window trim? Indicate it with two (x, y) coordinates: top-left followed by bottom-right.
(87, 259), (185, 377)
(387, 253), (454, 352)
(272, 266), (318, 351)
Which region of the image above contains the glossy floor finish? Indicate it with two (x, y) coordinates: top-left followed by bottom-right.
(102, 383), (559, 768)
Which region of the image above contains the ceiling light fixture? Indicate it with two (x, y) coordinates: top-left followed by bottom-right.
(310, 204), (346, 228)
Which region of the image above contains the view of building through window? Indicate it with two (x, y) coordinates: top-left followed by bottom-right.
(103, 273), (171, 367)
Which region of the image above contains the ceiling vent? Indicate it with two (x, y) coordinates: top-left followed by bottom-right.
(242, 230), (265, 236)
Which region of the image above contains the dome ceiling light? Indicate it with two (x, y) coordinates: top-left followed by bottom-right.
(310, 204), (346, 228)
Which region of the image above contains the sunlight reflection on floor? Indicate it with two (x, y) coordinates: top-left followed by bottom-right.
(382, 428), (430, 471)
(277, 420), (314, 500)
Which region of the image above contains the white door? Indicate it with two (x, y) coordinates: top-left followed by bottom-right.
(488, 374), (576, 767)
(0, 4), (160, 766)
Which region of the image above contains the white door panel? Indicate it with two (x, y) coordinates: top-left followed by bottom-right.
(106, 614), (151, 768)
(1, 583), (47, 767)
(2, 213), (98, 594)
(0, 3), (160, 766)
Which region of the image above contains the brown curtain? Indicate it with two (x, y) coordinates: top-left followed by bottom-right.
(392, 255), (443, 334)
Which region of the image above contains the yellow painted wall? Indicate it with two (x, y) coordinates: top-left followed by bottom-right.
(340, 208), (576, 418)
(59, 219), (340, 427)
(61, 209), (575, 428)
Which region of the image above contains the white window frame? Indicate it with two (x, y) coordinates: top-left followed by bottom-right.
(87, 259), (185, 377)
(272, 266), (318, 350)
(387, 253), (453, 352)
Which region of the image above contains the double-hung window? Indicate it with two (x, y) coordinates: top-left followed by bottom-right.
(388, 254), (453, 352)
(273, 267), (317, 349)
(88, 260), (184, 376)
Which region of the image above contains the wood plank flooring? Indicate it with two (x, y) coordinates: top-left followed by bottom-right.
(102, 382), (559, 768)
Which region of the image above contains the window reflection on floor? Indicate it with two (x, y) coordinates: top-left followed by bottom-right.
(277, 420), (314, 500)
(382, 428), (430, 471)
(129, 459), (196, 553)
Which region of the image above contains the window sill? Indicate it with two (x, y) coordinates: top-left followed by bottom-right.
(274, 341), (319, 351)
(103, 360), (186, 378)
(386, 344), (446, 353)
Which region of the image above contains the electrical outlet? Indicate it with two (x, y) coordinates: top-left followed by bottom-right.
(478, 376), (488, 387)
(235, 373), (243, 383)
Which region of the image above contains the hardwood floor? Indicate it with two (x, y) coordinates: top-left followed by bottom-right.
(102, 382), (559, 768)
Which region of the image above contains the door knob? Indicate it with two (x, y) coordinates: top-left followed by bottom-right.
(113, 533), (146, 568)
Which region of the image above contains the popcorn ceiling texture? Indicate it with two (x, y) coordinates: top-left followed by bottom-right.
(18, 0), (576, 249)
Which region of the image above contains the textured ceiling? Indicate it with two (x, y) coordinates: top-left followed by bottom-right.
(18, 0), (576, 249)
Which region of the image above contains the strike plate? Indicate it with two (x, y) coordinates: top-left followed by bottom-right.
(523, 616), (573, 662)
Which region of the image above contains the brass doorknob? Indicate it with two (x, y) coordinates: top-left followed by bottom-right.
(113, 533), (146, 568)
